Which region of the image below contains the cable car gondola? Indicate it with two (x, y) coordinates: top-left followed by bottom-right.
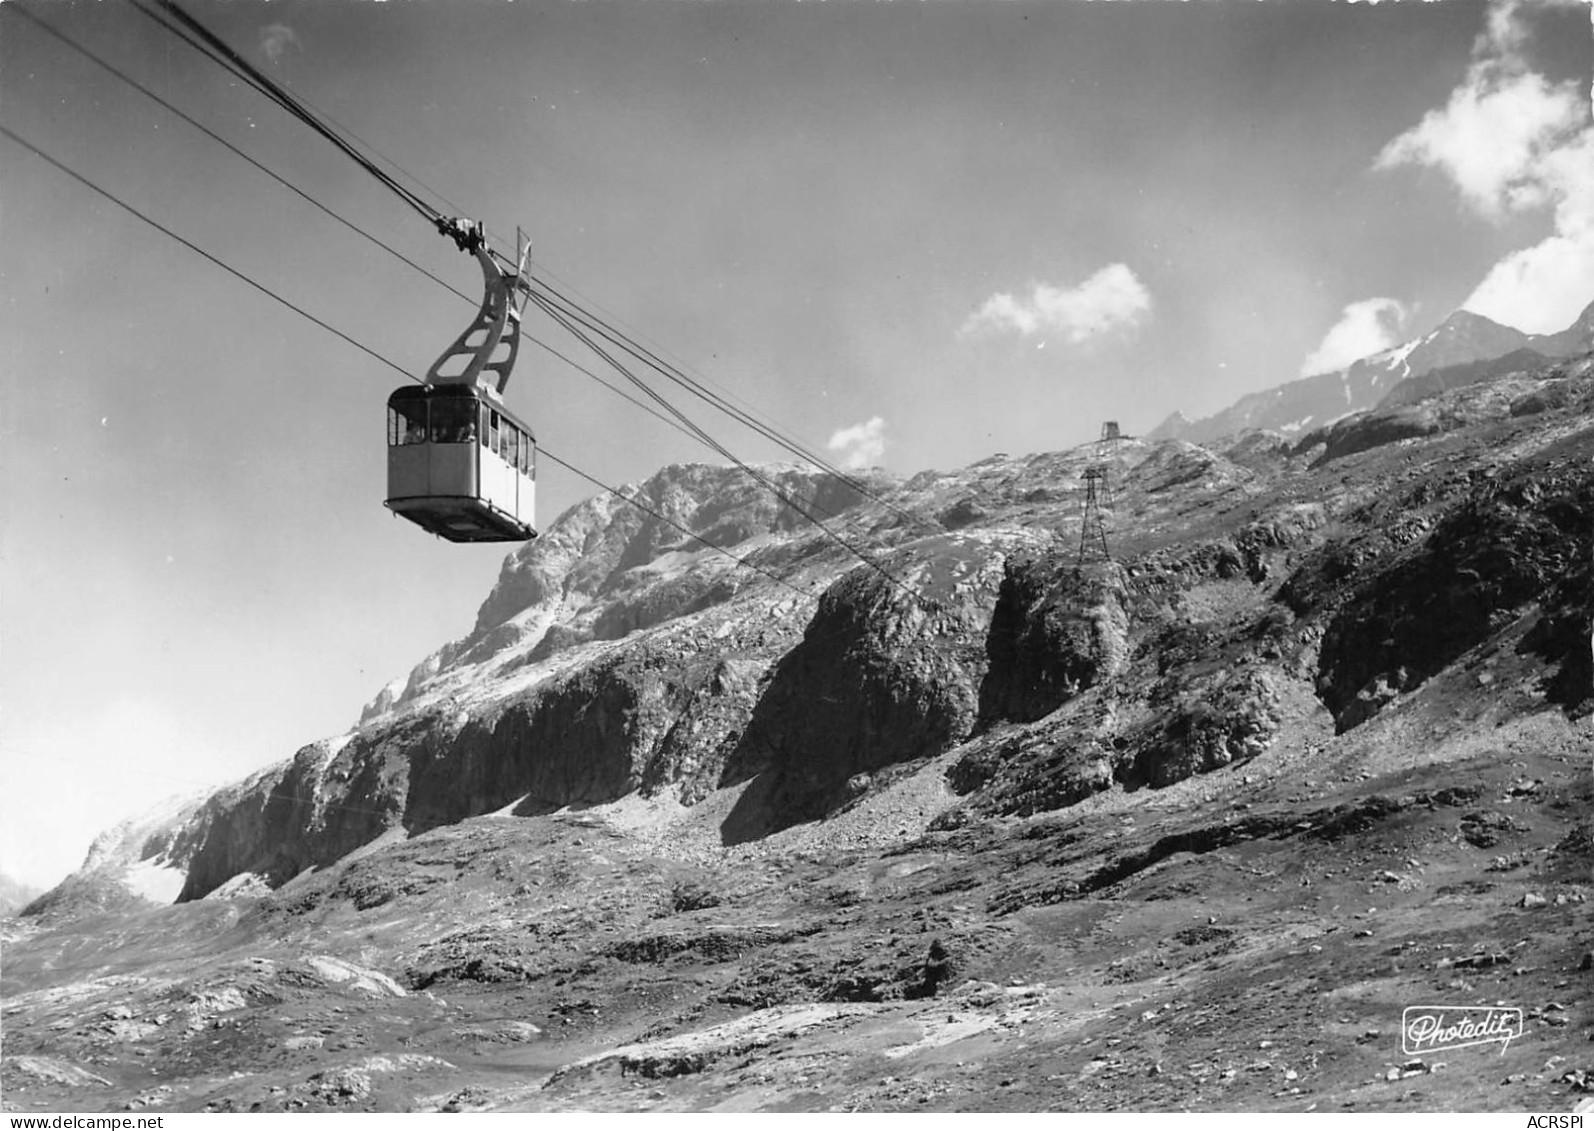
(385, 220), (538, 543)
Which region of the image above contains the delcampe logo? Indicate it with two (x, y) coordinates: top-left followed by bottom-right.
(1402, 1004), (1524, 1055)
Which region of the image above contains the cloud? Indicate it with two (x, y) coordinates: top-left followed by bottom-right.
(1300, 298), (1410, 376)
(827, 416), (886, 470)
(1375, 0), (1594, 332)
(260, 23), (301, 67)
(1374, 66), (1582, 220)
(1463, 126), (1594, 332)
(960, 263), (1152, 343)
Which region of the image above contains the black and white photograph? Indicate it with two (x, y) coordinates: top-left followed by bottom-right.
(2, 0), (1591, 1115)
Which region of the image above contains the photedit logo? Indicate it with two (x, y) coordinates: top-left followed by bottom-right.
(1402, 1004), (1524, 1055)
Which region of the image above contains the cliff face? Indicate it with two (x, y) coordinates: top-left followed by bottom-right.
(978, 555), (1130, 727)
(721, 532), (1015, 839)
(32, 348), (1594, 910)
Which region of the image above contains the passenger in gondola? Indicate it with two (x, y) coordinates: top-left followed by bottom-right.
(428, 405), (475, 444)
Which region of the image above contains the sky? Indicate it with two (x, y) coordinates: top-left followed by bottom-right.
(1, 0), (1590, 890)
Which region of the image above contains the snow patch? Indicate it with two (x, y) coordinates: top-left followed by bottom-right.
(81, 790), (209, 872)
(587, 790), (690, 834)
(301, 955), (407, 997)
(634, 545), (718, 579)
(5, 1057), (114, 1089)
(123, 859), (186, 904)
(484, 794), (531, 818)
(205, 872), (272, 900)
(323, 731), (355, 757)
(1385, 337), (1420, 371)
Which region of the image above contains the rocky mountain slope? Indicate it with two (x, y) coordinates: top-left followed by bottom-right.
(1150, 302), (1594, 445)
(5, 346), (1593, 1113)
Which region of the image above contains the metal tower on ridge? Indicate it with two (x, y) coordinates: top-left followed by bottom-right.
(1078, 420), (1127, 566)
(1078, 464), (1111, 565)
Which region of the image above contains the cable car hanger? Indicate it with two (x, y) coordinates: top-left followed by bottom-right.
(428, 217), (533, 396)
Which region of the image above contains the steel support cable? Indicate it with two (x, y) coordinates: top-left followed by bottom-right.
(523, 273), (936, 533)
(512, 255), (868, 477)
(530, 293), (794, 493)
(533, 448), (815, 602)
(527, 276), (866, 481)
(0, 122), (814, 602)
(527, 289), (924, 603)
(118, 0), (478, 230)
(529, 291), (834, 516)
(0, 123), (415, 384)
(490, 238), (930, 535)
(524, 338), (702, 444)
(145, 0), (441, 224)
(527, 288), (905, 585)
(529, 292), (749, 458)
(470, 223), (897, 511)
(7, 4), (476, 307)
(525, 273), (841, 471)
(529, 281), (900, 549)
(510, 250), (791, 422)
(524, 280), (925, 548)
(130, 0), (441, 226)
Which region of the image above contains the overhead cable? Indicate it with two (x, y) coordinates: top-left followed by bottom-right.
(128, 0), (441, 225)
(0, 123), (415, 384)
(523, 275), (935, 534)
(9, 4), (475, 306)
(528, 291), (923, 602)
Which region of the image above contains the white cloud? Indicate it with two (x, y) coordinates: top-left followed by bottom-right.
(1464, 127), (1594, 331)
(260, 23), (301, 67)
(1375, 0), (1594, 332)
(827, 416), (886, 470)
(1300, 297), (1410, 376)
(1374, 67), (1582, 220)
(960, 263), (1153, 343)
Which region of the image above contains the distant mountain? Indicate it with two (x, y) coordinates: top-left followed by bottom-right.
(1378, 300), (1594, 409)
(0, 872), (42, 917)
(1529, 299), (1594, 358)
(1147, 342), (1432, 445)
(16, 792), (210, 919)
(1403, 309), (1536, 374)
(1150, 300), (1594, 445)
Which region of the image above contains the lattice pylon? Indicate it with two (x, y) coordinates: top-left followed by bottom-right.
(1079, 464), (1112, 565)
